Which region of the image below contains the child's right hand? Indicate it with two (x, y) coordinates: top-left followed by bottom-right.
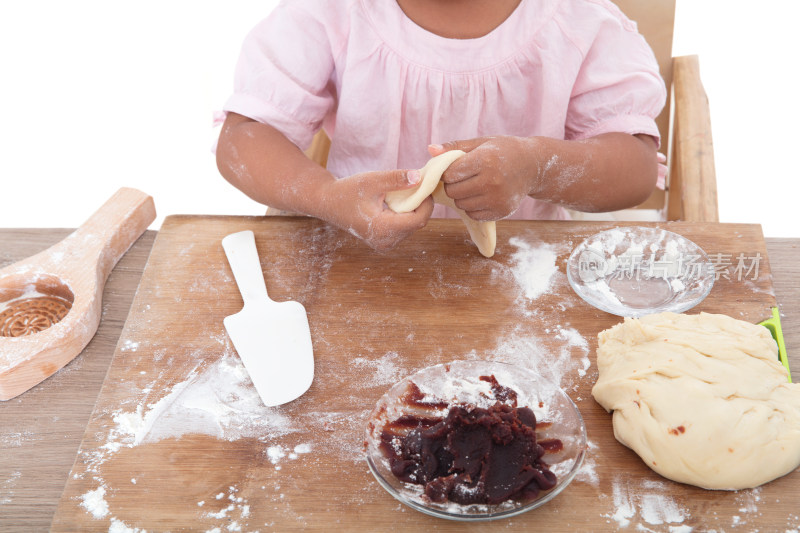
(321, 169), (433, 251)
(217, 113), (431, 249)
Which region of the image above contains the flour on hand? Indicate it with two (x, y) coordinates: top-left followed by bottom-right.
(386, 150), (497, 257)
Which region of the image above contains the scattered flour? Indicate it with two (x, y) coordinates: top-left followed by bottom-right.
(107, 355), (295, 447)
(266, 446), (286, 466)
(68, 231), (770, 530)
(291, 443), (312, 457)
(108, 518), (146, 533)
(575, 440), (599, 485)
(79, 484), (109, 519)
(508, 237), (559, 300)
(555, 327), (591, 378)
(350, 351), (404, 386)
(202, 485), (250, 528)
(605, 477), (689, 530)
(0, 471), (21, 505)
(266, 443), (313, 467)
(121, 340), (139, 352)
(486, 324), (590, 393)
(77, 341), (309, 527)
(0, 431), (36, 448)
(736, 487), (762, 514)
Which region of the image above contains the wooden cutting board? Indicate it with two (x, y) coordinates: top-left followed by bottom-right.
(52, 216), (798, 532)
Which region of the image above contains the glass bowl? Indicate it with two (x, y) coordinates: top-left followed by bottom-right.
(566, 226), (715, 317)
(364, 360), (587, 521)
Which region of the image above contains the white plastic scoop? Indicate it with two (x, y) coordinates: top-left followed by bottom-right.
(221, 230), (314, 407)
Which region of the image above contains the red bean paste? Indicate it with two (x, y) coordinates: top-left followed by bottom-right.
(378, 375), (560, 505)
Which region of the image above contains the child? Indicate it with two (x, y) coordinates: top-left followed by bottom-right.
(216, 0), (666, 251)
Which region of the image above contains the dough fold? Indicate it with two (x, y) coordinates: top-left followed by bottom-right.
(385, 151), (496, 257)
(591, 311), (800, 490)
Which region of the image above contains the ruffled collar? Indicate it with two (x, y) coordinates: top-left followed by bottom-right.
(361, 0), (562, 73)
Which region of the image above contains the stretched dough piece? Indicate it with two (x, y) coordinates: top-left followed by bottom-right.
(592, 312), (800, 490)
(385, 151), (496, 257)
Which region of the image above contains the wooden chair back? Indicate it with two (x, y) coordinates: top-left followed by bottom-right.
(614, 0), (718, 221)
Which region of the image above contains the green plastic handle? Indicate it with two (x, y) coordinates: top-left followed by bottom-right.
(759, 307), (791, 383)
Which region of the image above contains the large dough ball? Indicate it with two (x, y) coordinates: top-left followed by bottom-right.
(591, 312), (800, 490)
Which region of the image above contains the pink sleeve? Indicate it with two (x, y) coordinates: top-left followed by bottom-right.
(564, 9), (667, 147)
(223, 3), (336, 149)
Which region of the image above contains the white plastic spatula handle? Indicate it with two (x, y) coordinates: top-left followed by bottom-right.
(221, 230), (271, 306)
(221, 229), (314, 407)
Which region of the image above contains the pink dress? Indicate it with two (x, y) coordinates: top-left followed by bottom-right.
(222, 0), (666, 220)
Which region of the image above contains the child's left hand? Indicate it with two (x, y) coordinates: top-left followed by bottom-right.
(428, 136), (539, 221)
(430, 132), (658, 218)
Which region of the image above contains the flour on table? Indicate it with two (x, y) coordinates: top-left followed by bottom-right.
(264, 443), (312, 468)
(107, 354), (294, 447)
(508, 237), (560, 301)
(736, 487), (762, 514)
(486, 324), (590, 392)
(427, 265), (472, 299)
(0, 471), (21, 505)
(604, 477), (690, 530)
(202, 485), (250, 527)
(108, 517), (146, 533)
(292, 443), (312, 456)
(0, 430), (36, 448)
(76, 329), (367, 527)
(555, 327), (590, 378)
(121, 340), (139, 352)
(75, 337), (304, 525)
(575, 439), (598, 485)
(350, 351), (404, 386)
(266, 445), (286, 466)
(79, 484), (110, 519)
(71, 230), (599, 528)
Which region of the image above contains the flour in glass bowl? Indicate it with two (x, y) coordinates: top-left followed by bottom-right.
(567, 226), (714, 317)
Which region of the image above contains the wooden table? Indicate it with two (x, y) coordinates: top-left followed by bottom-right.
(1, 222), (798, 531)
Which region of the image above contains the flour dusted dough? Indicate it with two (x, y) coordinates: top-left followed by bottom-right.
(592, 312), (800, 490)
(385, 151), (497, 257)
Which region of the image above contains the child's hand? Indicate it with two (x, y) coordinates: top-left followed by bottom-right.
(322, 169), (434, 251)
(430, 133), (659, 217)
(429, 136), (539, 221)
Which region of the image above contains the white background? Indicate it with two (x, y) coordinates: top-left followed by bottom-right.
(1, 1), (798, 237)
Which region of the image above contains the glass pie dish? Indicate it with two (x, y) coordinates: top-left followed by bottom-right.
(566, 226), (715, 317)
(364, 360), (587, 521)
